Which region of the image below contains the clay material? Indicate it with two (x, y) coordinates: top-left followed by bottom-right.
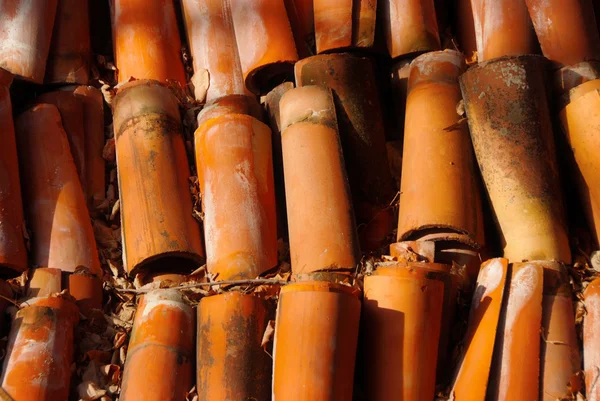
(560, 80), (600, 220)
(110, 0), (186, 85)
(455, 0), (477, 57)
(112, 80), (204, 275)
(15, 104), (101, 275)
(398, 50), (484, 248)
(264, 82), (295, 240)
(272, 281), (361, 400)
(470, 0), (536, 61)
(460, 55), (571, 263)
(45, 0), (91, 84)
(1, 296), (79, 401)
(0, 76), (27, 274)
(230, 0), (298, 95)
(584, 278), (600, 401)
(37, 90), (87, 190)
(489, 261), (543, 400)
(120, 289), (194, 401)
(195, 106), (277, 280)
(181, 0), (249, 102)
(196, 292), (272, 401)
(68, 272), (103, 314)
(284, 0), (315, 58)
(526, 0), (600, 66)
(363, 261), (445, 400)
(389, 240), (435, 262)
(381, 0), (440, 59)
(72, 86), (106, 211)
(295, 54), (397, 251)
(314, 0), (377, 53)
(0, 0), (58, 83)
(451, 258), (509, 401)
(453, 259), (543, 400)
(540, 262), (581, 400)
(197, 95), (263, 126)
(27, 268), (62, 298)
(279, 86), (359, 274)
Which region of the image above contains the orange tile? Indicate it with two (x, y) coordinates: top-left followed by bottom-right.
(284, 0), (315, 58)
(398, 50), (484, 248)
(45, 0), (90, 84)
(560, 80), (600, 221)
(1, 296), (79, 400)
(272, 281), (361, 400)
(0, 0), (58, 83)
(471, 0), (537, 61)
(363, 261), (446, 400)
(110, 0), (186, 85)
(36, 90), (87, 190)
(279, 86), (359, 274)
(526, 0), (600, 66)
(295, 54), (396, 251)
(120, 289), (194, 401)
(455, 0), (477, 57)
(0, 74), (27, 274)
(314, 0), (377, 53)
(451, 258), (509, 401)
(181, 0), (249, 102)
(68, 272), (103, 315)
(487, 261), (543, 401)
(196, 292), (272, 401)
(112, 80), (204, 275)
(460, 55), (571, 264)
(381, 0), (440, 59)
(27, 268), (62, 298)
(264, 82), (295, 241)
(540, 262), (581, 400)
(584, 278), (600, 401)
(195, 103), (278, 280)
(72, 86), (106, 212)
(15, 104), (101, 275)
(230, 0), (298, 95)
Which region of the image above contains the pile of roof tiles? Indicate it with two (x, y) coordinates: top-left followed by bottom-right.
(0, 0), (600, 400)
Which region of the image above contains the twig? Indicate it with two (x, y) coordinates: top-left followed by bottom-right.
(0, 295), (19, 307)
(113, 278), (288, 294)
(0, 386), (14, 401)
(590, 366), (600, 395)
(540, 330), (568, 345)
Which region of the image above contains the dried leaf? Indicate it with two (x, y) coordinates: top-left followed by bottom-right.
(85, 350), (112, 364)
(456, 99), (465, 117)
(186, 386), (198, 401)
(119, 346), (127, 365)
(93, 221), (119, 249)
(100, 364), (121, 384)
(261, 320), (276, 349)
(102, 139), (116, 162)
(77, 381), (107, 401)
(443, 117), (468, 132)
(100, 83), (115, 106)
(110, 200), (120, 221)
(113, 331), (127, 349)
(466, 51), (478, 65)
(81, 360), (105, 384)
(591, 250), (600, 272)
(107, 260), (121, 278)
(190, 69), (209, 103)
(115, 298), (136, 315)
